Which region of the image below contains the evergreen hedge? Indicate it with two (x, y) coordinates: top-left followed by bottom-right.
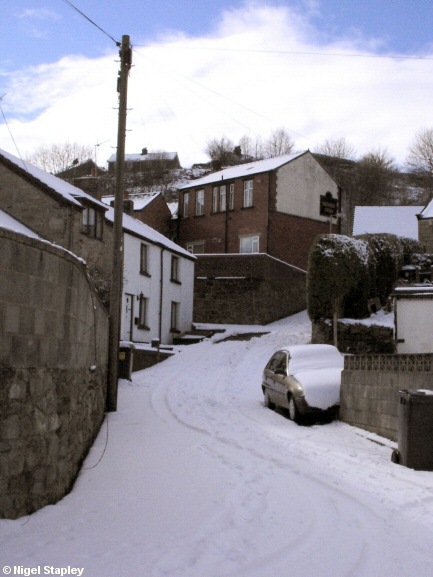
(307, 233), (425, 322)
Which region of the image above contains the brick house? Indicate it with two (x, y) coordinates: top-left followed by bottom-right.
(177, 150), (341, 271)
(102, 191), (172, 237)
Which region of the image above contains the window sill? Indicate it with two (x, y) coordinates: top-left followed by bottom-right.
(194, 214), (205, 218)
(241, 205), (254, 210)
(170, 328), (181, 334)
(140, 271), (151, 278)
(170, 278), (182, 285)
(137, 324), (150, 331)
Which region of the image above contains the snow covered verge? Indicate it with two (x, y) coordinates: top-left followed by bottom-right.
(2, 311), (433, 577)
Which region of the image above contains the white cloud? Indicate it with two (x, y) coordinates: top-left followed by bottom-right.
(2, 3), (433, 169)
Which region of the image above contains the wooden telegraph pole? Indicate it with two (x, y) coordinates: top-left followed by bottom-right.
(107, 35), (132, 412)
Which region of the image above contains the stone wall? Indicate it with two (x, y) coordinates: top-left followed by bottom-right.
(312, 319), (395, 354)
(0, 229), (109, 519)
(340, 354), (433, 441)
(194, 254), (306, 325)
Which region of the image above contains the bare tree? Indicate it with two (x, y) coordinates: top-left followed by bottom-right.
(356, 148), (397, 205)
(205, 136), (235, 166)
(26, 142), (94, 174)
(238, 134), (265, 161)
(317, 137), (356, 160)
(406, 128), (433, 201)
(263, 128), (294, 158)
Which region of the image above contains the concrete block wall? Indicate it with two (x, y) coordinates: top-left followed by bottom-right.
(194, 253), (307, 324)
(340, 353), (433, 441)
(0, 229), (109, 519)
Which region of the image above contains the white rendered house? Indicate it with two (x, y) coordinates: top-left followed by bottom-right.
(105, 207), (195, 344)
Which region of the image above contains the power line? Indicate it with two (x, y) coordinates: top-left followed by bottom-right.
(0, 97), (29, 171)
(60, 0), (120, 45)
(138, 43), (433, 61)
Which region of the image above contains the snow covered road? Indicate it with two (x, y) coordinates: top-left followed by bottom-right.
(2, 311), (433, 576)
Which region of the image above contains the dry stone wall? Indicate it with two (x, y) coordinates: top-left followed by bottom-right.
(0, 229), (109, 519)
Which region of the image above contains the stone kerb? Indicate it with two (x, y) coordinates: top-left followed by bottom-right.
(0, 228), (109, 519)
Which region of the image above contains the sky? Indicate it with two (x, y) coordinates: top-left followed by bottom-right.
(1, 0), (433, 168)
(2, 310), (433, 576)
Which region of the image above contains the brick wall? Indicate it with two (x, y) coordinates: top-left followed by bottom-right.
(178, 173), (270, 254)
(340, 354), (433, 441)
(268, 211), (330, 270)
(0, 229), (109, 519)
(134, 194), (172, 236)
(194, 253), (306, 324)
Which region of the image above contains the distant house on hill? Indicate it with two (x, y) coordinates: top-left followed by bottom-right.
(353, 206), (423, 240)
(107, 149), (181, 177)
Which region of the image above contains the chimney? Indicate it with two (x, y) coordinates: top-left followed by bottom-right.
(141, 147), (148, 155)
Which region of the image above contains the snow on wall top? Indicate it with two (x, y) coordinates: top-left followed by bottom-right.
(104, 206), (194, 260)
(0, 147), (106, 210)
(0, 209), (42, 239)
(178, 151), (307, 189)
(353, 206), (423, 240)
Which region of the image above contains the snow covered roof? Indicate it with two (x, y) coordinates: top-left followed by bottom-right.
(0, 209), (42, 239)
(102, 192), (161, 211)
(353, 206), (423, 240)
(107, 152), (178, 163)
(178, 151), (308, 189)
(419, 198), (433, 219)
(0, 148), (106, 210)
(104, 206), (194, 260)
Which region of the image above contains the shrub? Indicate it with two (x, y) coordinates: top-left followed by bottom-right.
(307, 234), (369, 321)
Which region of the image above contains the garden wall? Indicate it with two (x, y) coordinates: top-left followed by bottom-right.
(340, 353), (433, 441)
(0, 229), (109, 519)
(312, 319), (395, 354)
(194, 253), (306, 325)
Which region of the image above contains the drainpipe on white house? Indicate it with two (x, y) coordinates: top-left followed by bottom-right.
(159, 248), (164, 341)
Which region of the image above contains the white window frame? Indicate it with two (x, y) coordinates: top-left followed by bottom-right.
(171, 255), (180, 282)
(140, 243), (149, 275)
(138, 294), (149, 328)
(196, 189), (204, 216)
(212, 187), (218, 213)
(229, 183), (234, 210)
(183, 192), (189, 217)
(240, 234), (260, 254)
(219, 185), (226, 212)
(171, 301), (179, 332)
(186, 242), (205, 254)
(243, 180), (253, 208)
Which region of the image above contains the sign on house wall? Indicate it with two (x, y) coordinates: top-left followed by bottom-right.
(320, 192), (338, 217)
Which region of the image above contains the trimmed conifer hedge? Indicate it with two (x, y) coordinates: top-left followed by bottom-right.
(307, 233), (425, 322)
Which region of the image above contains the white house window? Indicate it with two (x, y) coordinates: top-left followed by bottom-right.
(171, 255), (180, 282)
(171, 301), (179, 332)
(137, 294), (149, 329)
(183, 192), (189, 217)
(196, 189), (204, 216)
(140, 243), (150, 275)
(240, 235), (259, 253)
(243, 180), (253, 208)
(82, 207), (103, 239)
(229, 183), (234, 210)
(186, 242), (205, 254)
(219, 185), (226, 212)
(212, 187), (218, 213)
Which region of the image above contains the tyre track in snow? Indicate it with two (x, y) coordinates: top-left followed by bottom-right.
(140, 321), (426, 577)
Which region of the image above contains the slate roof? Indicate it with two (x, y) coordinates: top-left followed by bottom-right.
(178, 151), (309, 189)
